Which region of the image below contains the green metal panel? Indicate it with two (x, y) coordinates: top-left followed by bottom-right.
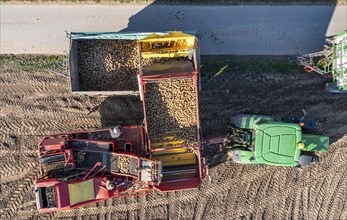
(254, 123), (301, 166)
(331, 30), (347, 91)
(233, 114), (278, 129)
(301, 134), (329, 152)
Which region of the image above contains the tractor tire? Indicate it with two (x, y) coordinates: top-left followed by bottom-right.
(299, 154), (319, 166)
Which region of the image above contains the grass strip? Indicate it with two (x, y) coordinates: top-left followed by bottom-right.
(0, 54), (66, 73)
(201, 55), (303, 77)
(0, 54), (303, 75)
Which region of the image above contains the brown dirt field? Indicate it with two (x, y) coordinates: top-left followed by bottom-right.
(1, 56), (347, 219)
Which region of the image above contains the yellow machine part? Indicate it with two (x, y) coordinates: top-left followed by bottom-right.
(152, 147), (188, 156)
(151, 135), (188, 148)
(140, 31), (196, 59)
(154, 152), (197, 167)
(151, 140), (186, 149)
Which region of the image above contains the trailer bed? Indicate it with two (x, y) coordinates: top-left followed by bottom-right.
(144, 78), (198, 148)
(70, 39), (139, 95)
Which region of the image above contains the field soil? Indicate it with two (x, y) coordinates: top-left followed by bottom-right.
(1, 56), (347, 219)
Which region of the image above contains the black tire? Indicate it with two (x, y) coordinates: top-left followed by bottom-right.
(299, 154), (319, 166)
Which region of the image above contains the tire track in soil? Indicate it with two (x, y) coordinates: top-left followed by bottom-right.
(173, 191), (183, 220)
(324, 169), (347, 220)
(192, 191), (207, 220)
(316, 167), (347, 220)
(13, 211), (57, 220)
(207, 151), (347, 219)
(0, 162), (36, 184)
(339, 202), (347, 220)
(138, 193), (146, 220)
(126, 195), (137, 220)
(0, 149), (37, 157)
(330, 174), (347, 220)
(0, 169), (40, 219)
(234, 159), (347, 219)
(167, 192), (176, 220)
(2, 62), (347, 219)
(145, 191), (155, 219)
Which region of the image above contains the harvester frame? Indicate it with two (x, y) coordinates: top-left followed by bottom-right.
(34, 126), (163, 213)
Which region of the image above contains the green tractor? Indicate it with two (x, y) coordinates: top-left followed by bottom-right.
(298, 29), (347, 93)
(224, 113), (329, 167)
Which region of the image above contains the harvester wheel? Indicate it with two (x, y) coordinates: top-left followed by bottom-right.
(227, 150), (234, 158)
(299, 154), (319, 166)
(106, 180), (116, 190)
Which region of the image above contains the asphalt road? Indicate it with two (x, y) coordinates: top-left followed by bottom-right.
(0, 4), (346, 55)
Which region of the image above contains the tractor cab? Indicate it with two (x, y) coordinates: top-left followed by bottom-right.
(253, 122), (302, 166)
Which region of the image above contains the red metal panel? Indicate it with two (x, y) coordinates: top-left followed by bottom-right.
(40, 138), (65, 152)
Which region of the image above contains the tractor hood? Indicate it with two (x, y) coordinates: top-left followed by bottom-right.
(254, 123), (302, 166)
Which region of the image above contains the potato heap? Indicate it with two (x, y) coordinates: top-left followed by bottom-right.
(145, 78), (198, 146)
(78, 40), (139, 91)
(142, 56), (190, 66)
(118, 155), (130, 174)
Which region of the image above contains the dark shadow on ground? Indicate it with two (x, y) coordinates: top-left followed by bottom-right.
(123, 2), (336, 55)
(98, 95), (144, 127)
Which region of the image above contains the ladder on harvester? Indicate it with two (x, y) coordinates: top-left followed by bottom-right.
(332, 31), (347, 91)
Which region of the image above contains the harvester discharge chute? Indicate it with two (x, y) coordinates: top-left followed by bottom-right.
(298, 30), (347, 93)
(139, 31), (196, 59)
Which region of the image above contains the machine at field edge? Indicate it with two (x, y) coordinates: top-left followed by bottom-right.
(298, 30), (347, 93)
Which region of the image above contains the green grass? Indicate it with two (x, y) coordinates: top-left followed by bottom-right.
(201, 55), (303, 79)
(0, 0), (345, 5)
(0, 54), (66, 73)
(0, 54), (303, 77)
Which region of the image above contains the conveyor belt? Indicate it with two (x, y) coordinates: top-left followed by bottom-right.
(153, 152), (197, 167)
